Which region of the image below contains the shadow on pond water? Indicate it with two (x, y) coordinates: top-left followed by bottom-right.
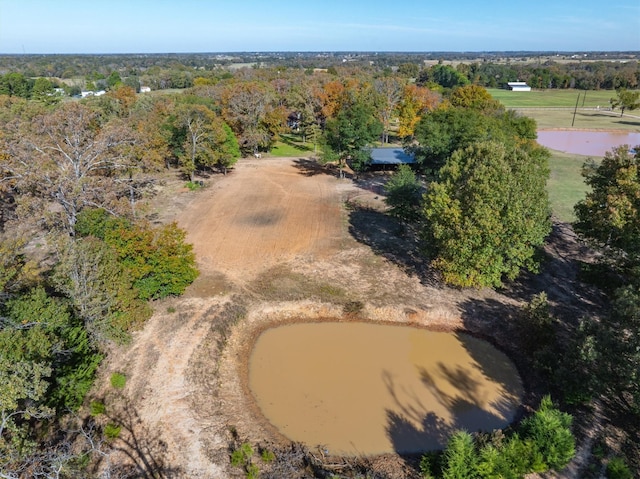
(384, 333), (522, 454)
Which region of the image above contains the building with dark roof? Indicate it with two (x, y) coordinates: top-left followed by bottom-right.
(369, 148), (415, 166)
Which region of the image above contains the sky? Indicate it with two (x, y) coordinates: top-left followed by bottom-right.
(0, 0), (638, 54)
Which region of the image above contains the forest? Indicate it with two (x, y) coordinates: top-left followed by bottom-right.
(0, 53), (639, 478)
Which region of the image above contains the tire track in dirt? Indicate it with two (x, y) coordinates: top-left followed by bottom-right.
(114, 299), (226, 478)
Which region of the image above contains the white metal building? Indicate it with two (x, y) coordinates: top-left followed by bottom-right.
(507, 82), (532, 91)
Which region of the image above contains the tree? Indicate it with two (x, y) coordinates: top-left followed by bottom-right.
(397, 84), (440, 139)
(220, 81), (276, 155)
(74, 208), (199, 301)
(0, 234), (38, 296)
(31, 78), (60, 105)
(52, 236), (150, 345)
(0, 73), (31, 98)
(373, 77), (403, 143)
(5, 102), (138, 234)
(322, 91), (382, 173)
(588, 284), (640, 414)
(423, 141), (551, 288)
(574, 145), (640, 264)
(610, 88), (640, 116)
(175, 103), (227, 181)
(397, 62), (420, 78)
(573, 146), (640, 447)
(412, 107), (508, 174)
(448, 85), (503, 113)
(106, 71), (122, 90)
(218, 122), (241, 174)
(418, 64), (470, 89)
(383, 165), (423, 222)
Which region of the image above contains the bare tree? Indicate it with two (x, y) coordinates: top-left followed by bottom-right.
(374, 77), (404, 144)
(3, 102), (138, 234)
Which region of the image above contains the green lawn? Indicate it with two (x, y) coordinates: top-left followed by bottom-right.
(268, 133), (316, 157)
(488, 88), (618, 108)
(547, 150), (594, 222)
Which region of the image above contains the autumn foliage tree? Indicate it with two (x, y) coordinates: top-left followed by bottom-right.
(397, 84), (440, 139)
(448, 84), (503, 112)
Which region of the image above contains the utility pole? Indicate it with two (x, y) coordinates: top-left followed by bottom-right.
(572, 93), (580, 127)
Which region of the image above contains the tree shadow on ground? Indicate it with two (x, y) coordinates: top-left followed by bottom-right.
(279, 133), (314, 151)
(292, 157), (334, 177)
(86, 396), (184, 478)
(348, 206), (440, 287)
(497, 221), (607, 319)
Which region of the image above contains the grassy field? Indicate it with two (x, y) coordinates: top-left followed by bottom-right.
(521, 108), (640, 131)
(547, 150), (593, 222)
(488, 88), (618, 108)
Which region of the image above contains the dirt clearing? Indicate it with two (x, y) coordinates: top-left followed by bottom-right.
(177, 158), (344, 284)
(97, 157), (601, 478)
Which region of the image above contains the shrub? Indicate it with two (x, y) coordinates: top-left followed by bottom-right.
(110, 372), (126, 389)
(606, 456), (633, 479)
(384, 164), (423, 222)
(441, 431), (478, 479)
(519, 396), (575, 471)
(90, 400), (106, 416)
(231, 443), (254, 468)
(104, 423), (122, 440)
(260, 448), (275, 463)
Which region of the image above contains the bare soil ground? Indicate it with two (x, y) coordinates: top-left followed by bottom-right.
(96, 157), (605, 478)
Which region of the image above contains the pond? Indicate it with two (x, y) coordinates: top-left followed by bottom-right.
(248, 322), (523, 455)
(537, 130), (640, 156)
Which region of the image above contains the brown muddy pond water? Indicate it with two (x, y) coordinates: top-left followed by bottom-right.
(537, 130), (640, 156)
(248, 322), (523, 455)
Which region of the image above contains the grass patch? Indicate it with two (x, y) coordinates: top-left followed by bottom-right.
(110, 372), (127, 389)
(269, 133), (316, 157)
(547, 150), (593, 222)
(250, 265), (347, 303)
(488, 88), (619, 108)
(89, 400), (106, 416)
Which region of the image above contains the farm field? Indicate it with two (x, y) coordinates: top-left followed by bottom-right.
(487, 88), (640, 221)
(488, 88), (619, 108)
(521, 108), (640, 131)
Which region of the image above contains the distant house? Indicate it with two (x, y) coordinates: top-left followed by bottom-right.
(507, 82), (531, 92)
(140, 86), (151, 93)
(80, 90), (106, 98)
(369, 148), (415, 166)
